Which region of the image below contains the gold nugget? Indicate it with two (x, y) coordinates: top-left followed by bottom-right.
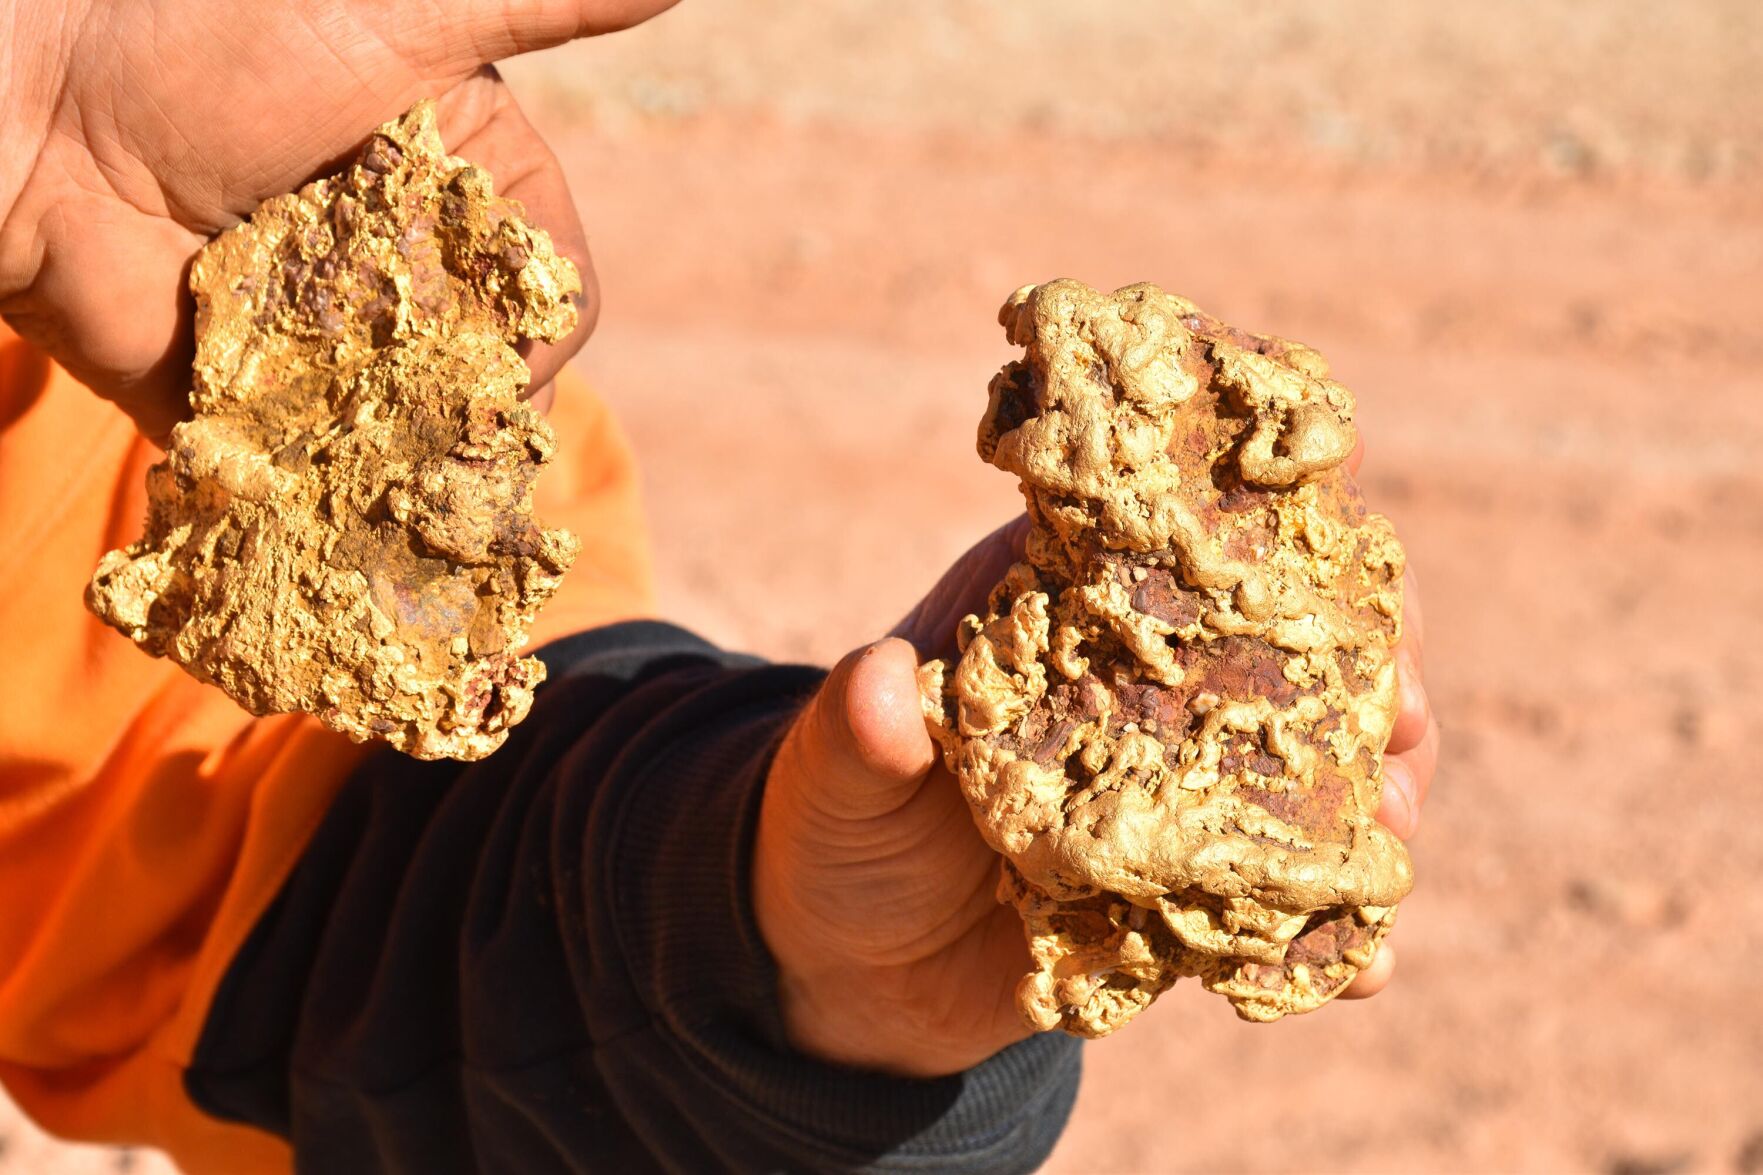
(88, 101), (582, 761)
(921, 281), (1413, 1034)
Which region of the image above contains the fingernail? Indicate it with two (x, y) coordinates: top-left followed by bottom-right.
(1399, 648), (1429, 717)
(1396, 644), (1417, 687)
(1384, 760), (1419, 838)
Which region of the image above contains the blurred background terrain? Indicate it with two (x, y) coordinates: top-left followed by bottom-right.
(6, 2), (1759, 1171)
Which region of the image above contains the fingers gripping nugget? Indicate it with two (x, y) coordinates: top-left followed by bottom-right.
(87, 102), (581, 761)
(920, 280), (1413, 1035)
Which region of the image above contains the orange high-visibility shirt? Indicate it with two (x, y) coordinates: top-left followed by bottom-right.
(0, 322), (653, 1173)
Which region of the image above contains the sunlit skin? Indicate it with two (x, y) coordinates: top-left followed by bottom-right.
(754, 441), (1436, 1077)
(0, 0), (682, 439)
(2, 0), (1435, 1082)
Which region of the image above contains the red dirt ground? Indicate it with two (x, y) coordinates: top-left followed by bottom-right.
(6, 4), (1760, 1171)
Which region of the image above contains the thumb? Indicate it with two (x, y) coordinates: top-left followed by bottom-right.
(372, 1), (684, 77)
(794, 638), (936, 823)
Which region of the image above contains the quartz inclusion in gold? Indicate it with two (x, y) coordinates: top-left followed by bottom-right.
(88, 101), (582, 761)
(920, 281), (1414, 1034)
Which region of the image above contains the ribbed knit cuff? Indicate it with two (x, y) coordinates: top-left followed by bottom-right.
(596, 660), (1082, 1171)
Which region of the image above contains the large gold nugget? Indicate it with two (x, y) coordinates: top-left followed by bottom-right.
(920, 281), (1413, 1034)
(88, 101), (583, 761)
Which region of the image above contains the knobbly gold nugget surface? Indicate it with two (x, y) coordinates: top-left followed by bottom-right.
(88, 102), (582, 761)
(921, 280), (1413, 1034)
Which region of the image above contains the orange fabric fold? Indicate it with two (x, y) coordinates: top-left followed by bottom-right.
(0, 325), (653, 1172)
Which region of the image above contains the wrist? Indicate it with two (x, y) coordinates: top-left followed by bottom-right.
(754, 854), (1027, 1079)
(771, 956), (1003, 1079)
(0, 0), (86, 300)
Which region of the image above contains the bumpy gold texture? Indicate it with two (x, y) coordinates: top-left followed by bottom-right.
(87, 101), (582, 761)
(921, 280), (1412, 1035)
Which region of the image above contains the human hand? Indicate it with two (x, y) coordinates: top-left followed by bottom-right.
(752, 452), (1435, 1076)
(0, 0), (678, 439)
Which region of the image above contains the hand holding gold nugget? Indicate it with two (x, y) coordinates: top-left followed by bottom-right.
(87, 103), (581, 762)
(920, 280), (1413, 1036)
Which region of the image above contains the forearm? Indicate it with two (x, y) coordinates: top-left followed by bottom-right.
(186, 621), (1080, 1172)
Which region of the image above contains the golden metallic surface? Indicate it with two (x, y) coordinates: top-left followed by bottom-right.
(88, 102), (582, 761)
(921, 280), (1412, 1033)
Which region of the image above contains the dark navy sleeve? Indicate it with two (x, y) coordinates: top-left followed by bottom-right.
(184, 621), (1082, 1174)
